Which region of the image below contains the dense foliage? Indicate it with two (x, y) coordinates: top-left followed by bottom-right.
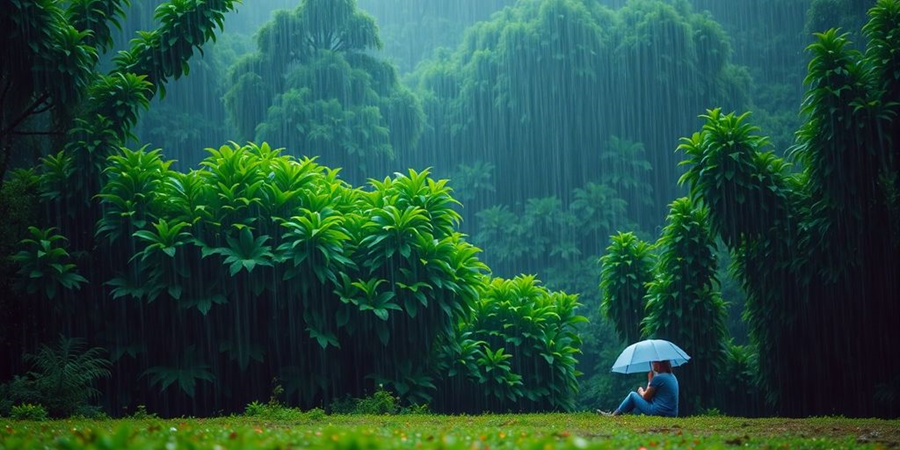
(0, 0), (239, 384)
(599, 232), (654, 345)
(3, 0), (897, 421)
(675, 1), (900, 417)
(224, 0), (424, 181)
(356, 0), (514, 73)
(6, 140), (584, 415)
(0, 337), (110, 418)
(408, 0), (748, 214)
(641, 198), (727, 415)
(436, 276), (586, 412)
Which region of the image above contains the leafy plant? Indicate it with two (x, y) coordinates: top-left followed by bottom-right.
(143, 347), (215, 398)
(354, 387), (400, 415)
(244, 401), (308, 420)
(128, 405), (158, 420)
(11, 227), (87, 299)
(599, 232), (655, 345)
(228, 0), (423, 179)
(328, 387), (399, 415)
(438, 276), (586, 412)
(599, 136), (654, 208)
(447, 161), (496, 203)
(10, 403), (49, 421)
(213, 228), (274, 276)
(132, 219), (192, 261)
(642, 198), (728, 415)
(9, 336), (112, 418)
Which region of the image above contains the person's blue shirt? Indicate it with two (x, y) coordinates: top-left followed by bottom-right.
(649, 373), (679, 417)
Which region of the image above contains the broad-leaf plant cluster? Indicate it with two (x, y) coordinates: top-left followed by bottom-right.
(1, 0), (586, 416)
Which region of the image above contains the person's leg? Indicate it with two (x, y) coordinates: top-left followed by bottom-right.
(629, 393), (655, 415)
(615, 392), (654, 415)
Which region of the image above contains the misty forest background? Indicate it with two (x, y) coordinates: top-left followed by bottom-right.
(1, 0), (897, 419)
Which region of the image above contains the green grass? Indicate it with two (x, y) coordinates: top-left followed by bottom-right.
(1, 414), (898, 449)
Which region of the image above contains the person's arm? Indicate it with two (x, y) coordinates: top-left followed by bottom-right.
(639, 372), (663, 401)
(637, 385), (657, 401)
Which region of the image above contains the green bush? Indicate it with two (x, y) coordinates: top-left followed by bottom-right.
(11, 227), (87, 299)
(328, 387), (399, 415)
(436, 276), (587, 412)
(128, 405), (158, 420)
(2, 336), (111, 418)
(354, 388), (399, 415)
(243, 401), (308, 420)
(10, 404), (48, 421)
(307, 408), (326, 421)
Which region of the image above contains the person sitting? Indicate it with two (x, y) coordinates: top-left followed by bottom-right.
(607, 360), (679, 417)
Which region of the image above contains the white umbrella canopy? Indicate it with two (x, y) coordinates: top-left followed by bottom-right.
(611, 339), (691, 374)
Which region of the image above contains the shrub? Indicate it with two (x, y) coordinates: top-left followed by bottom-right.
(17, 336), (111, 418)
(129, 405), (158, 420)
(400, 403), (431, 415)
(306, 408), (326, 421)
(436, 276), (587, 413)
(328, 387), (400, 415)
(244, 400), (308, 420)
(354, 388), (399, 415)
(10, 404), (48, 421)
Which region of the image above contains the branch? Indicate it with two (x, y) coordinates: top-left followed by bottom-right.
(32, 102), (53, 115)
(12, 130), (64, 136)
(2, 92), (51, 136)
(0, 76), (11, 108)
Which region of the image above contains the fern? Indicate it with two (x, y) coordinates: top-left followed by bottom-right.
(23, 336), (111, 417)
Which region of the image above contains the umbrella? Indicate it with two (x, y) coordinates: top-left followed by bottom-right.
(611, 339), (690, 374)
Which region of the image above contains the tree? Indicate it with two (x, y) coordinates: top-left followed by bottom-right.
(408, 0), (748, 216)
(641, 198), (728, 415)
(677, 0), (900, 417)
(1, 0), (241, 410)
(0, 0), (239, 186)
(224, 0), (424, 182)
(599, 232), (655, 345)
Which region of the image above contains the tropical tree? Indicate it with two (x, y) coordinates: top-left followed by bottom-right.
(641, 198), (728, 415)
(224, 0), (424, 181)
(599, 232), (655, 345)
(676, 0), (900, 417)
(408, 0), (748, 215)
(0, 0), (239, 187)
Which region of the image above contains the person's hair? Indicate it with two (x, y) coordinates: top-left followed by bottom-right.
(655, 360), (673, 373)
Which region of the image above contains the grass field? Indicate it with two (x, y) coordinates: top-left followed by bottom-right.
(2, 414), (899, 449)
